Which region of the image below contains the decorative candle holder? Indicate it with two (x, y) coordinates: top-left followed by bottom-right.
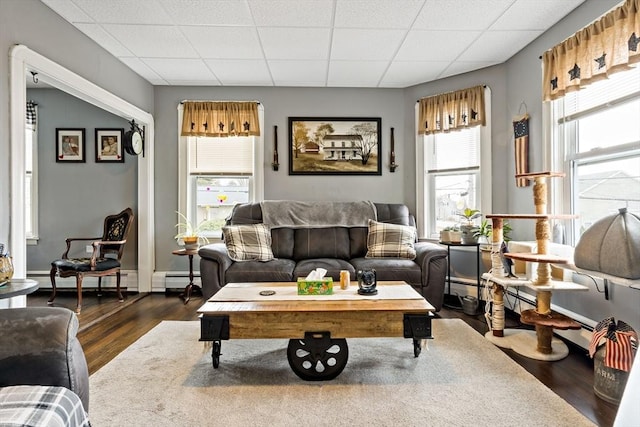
(272, 125), (280, 171)
(390, 127), (398, 172)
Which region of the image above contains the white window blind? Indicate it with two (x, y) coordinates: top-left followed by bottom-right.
(188, 137), (253, 175)
(428, 128), (479, 171)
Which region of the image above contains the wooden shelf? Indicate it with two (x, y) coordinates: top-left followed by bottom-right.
(504, 252), (571, 263)
(515, 171), (565, 179)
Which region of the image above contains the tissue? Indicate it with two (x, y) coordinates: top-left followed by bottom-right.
(298, 268), (333, 295)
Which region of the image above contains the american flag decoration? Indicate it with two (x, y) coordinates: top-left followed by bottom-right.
(589, 317), (638, 372)
(513, 114), (530, 187)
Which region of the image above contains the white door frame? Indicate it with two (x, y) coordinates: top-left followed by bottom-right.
(9, 44), (155, 292)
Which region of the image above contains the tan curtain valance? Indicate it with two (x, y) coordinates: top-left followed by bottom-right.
(181, 101), (260, 137)
(542, 0), (639, 101)
(418, 85), (485, 135)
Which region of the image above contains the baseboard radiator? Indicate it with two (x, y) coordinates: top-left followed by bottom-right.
(27, 270), (138, 292)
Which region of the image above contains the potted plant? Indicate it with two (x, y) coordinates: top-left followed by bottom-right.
(440, 225), (461, 243)
(174, 212), (211, 250)
(457, 208), (481, 244)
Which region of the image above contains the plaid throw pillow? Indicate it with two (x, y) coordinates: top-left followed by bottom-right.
(365, 219), (417, 260)
(222, 224), (274, 262)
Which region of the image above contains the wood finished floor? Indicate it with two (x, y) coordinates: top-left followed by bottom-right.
(27, 289), (618, 427)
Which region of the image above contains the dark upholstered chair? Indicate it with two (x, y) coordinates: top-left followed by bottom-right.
(49, 207), (134, 313)
(0, 307), (90, 411)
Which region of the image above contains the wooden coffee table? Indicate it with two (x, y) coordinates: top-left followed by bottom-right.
(197, 281), (435, 380)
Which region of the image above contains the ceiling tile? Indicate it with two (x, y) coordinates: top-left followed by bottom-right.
(74, 23), (133, 57)
(259, 27), (330, 60)
(439, 60), (500, 79)
(70, 0), (173, 24)
(141, 58), (219, 83)
(181, 26), (263, 59)
(103, 24), (198, 58)
(458, 30), (543, 62)
(381, 61), (451, 87)
(334, 0), (424, 29)
(248, 0), (333, 27)
(204, 59), (273, 85)
(414, 0), (514, 30)
(395, 30), (481, 61)
(268, 60), (327, 85)
(331, 29), (405, 60)
(41, 0), (93, 22)
(327, 61), (388, 87)
(157, 0), (253, 26)
(491, 0), (585, 31)
(119, 57), (167, 85)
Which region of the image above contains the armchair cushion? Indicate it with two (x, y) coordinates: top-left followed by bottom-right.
(365, 219), (417, 260)
(52, 257), (120, 272)
(222, 224), (274, 262)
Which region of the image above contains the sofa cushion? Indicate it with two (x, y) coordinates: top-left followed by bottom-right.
(350, 257), (422, 285)
(292, 227), (351, 261)
(271, 228), (294, 259)
(225, 258), (296, 283)
(365, 219), (417, 260)
(293, 258), (356, 281)
(349, 227), (368, 259)
(222, 224), (274, 262)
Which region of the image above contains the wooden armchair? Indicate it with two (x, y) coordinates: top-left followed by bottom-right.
(49, 207), (134, 313)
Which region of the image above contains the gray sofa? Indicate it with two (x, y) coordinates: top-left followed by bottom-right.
(198, 201), (448, 310)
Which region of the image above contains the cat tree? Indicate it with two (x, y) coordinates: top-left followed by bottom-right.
(482, 172), (588, 361)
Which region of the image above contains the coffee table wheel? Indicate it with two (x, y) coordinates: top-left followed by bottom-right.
(287, 332), (348, 381)
(211, 340), (221, 369)
(413, 339), (422, 357)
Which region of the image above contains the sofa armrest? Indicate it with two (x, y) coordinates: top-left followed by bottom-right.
(198, 243), (233, 299)
(0, 307), (90, 411)
(415, 242), (448, 311)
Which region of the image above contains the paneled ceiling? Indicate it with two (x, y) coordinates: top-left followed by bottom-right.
(40, 0), (586, 88)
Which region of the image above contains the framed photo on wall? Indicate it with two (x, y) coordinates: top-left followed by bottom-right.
(288, 117), (382, 175)
(95, 128), (124, 163)
(56, 128), (85, 163)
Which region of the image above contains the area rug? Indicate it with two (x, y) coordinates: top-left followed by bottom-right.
(89, 319), (594, 427)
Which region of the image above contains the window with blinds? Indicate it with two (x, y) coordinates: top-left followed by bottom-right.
(187, 136), (253, 237)
(552, 66), (640, 245)
(424, 126), (481, 235)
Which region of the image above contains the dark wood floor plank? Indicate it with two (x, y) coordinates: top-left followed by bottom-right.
(27, 291), (618, 426)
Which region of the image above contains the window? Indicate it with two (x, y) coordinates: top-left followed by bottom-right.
(550, 67), (640, 245)
(416, 87), (492, 239)
(25, 109), (38, 242)
(177, 104), (264, 239)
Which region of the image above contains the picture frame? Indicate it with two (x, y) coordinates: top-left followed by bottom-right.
(95, 128), (125, 163)
(56, 128), (86, 163)
(288, 117), (382, 175)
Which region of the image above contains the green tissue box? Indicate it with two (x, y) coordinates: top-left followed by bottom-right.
(297, 278), (333, 295)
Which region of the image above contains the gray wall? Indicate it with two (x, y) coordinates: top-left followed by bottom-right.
(26, 88), (137, 271)
(155, 86), (406, 270)
(0, 0), (153, 246)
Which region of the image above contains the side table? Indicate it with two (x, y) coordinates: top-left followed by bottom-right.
(439, 241), (481, 307)
(172, 249), (201, 304)
(0, 279), (39, 299)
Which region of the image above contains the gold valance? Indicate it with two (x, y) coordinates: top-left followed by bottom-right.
(181, 101), (260, 137)
(418, 85), (485, 135)
(542, 0), (639, 101)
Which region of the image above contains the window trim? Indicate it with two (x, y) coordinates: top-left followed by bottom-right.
(177, 103), (264, 236)
(415, 86), (492, 239)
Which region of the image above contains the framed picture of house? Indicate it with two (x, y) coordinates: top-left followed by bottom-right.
(56, 128), (85, 163)
(95, 128), (124, 163)
(288, 117), (382, 175)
